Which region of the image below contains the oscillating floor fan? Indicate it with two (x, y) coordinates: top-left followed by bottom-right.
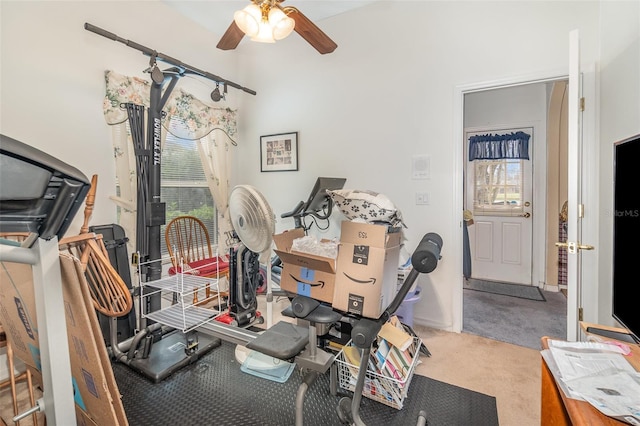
(229, 184), (277, 328)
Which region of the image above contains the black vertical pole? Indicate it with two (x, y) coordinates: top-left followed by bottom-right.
(144, 73), (166, 314)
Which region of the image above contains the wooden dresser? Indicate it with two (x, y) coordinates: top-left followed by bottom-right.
(540, 324), (640, 425)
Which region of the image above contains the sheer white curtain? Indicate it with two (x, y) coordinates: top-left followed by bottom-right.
(196, 130), (235, 257)
(165, 89), (238, 257)
(102, 70), (237, 256)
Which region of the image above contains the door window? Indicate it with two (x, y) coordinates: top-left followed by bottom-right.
(473, 159), (525, 216)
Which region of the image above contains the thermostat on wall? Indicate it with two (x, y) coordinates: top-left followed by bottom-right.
(412, 155), (430, 179)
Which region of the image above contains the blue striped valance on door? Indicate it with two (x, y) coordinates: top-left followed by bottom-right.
(468, 131), (530, 160)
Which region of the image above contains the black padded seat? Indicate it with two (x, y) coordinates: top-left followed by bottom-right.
(281, 304), (343, 325)
(246, 321), (309, 360)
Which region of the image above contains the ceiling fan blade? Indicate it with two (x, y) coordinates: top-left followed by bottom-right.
(217, 21), (245, 50)
(287, 7), (337, 54)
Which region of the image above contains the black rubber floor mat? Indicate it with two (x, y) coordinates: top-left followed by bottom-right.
(112, 341), (498, 426)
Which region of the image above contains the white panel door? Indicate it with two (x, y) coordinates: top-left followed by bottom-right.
(465, 127), (534, 284)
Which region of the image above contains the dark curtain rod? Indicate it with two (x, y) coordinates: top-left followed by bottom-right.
(84, 22), (257, 96)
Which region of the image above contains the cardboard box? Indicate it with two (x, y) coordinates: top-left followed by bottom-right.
(333, 221), (402, 319)
(0, 253), (128, 425)
(272, 228), (337, 304)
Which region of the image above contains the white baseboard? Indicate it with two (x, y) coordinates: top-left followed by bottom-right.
(543, 284), (564, 292)
(413, 317), (455, 332)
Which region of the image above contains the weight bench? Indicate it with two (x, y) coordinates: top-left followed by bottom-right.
(198, 231), (443, 426)
(198, 294), (342, 426)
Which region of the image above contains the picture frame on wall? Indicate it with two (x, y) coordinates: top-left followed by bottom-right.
(260, 132), (298, 172)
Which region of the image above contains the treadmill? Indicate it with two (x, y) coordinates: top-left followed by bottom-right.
(0, 133), (92, 425)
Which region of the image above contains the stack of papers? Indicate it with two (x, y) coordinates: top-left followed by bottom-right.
(541, 340), (640, 424)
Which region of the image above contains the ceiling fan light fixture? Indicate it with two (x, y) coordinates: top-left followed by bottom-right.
(234, 4), (261, 37)
(250, 20), (276, 43)
(219, 0), (336, 54)
(269, 8), (295, 40)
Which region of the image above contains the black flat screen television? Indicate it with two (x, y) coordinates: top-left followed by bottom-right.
(612, 133), (640, 343)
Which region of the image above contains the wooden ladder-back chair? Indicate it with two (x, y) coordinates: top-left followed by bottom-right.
(58, 174), (133, 318)
(165, 215), (230, 305)
(58, 233), (133, 318)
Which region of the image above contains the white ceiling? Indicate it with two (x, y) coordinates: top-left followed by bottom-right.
(163, 0), (376, 36)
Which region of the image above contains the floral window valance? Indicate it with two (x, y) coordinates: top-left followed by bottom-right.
(468, 131), (530, 161)
(103, 70), (238, 143)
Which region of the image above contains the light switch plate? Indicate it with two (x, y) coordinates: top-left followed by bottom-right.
(416, 192), (430, 205)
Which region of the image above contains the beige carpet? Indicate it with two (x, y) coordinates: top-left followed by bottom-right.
(1, 296), (541, 426)
(413, 325), (540, 426)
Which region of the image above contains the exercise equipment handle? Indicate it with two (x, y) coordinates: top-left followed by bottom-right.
(383, 232), (443, 320)
(347, 231), (443, 426)
(411, 232), (443, 274)
(281, 200), (305, 218)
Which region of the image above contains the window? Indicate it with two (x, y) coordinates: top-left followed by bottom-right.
(105, 71), (236, 262)
(472, 159), (525, 216)
(160, 121), (217, 256)
(113, 125), (217, 259)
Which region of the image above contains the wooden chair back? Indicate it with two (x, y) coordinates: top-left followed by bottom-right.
(58, 233), (133, 317)
(58, 174), (132, 318)
(165, 215), (214, 267)
(165, 216), (231, 305)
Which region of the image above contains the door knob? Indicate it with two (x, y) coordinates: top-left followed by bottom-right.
(555, 241), (595, 254)
(520, 212), (531, 218)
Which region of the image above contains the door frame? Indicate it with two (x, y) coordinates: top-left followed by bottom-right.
(452, 69), (596, 335)
(567, 31), (600, 341)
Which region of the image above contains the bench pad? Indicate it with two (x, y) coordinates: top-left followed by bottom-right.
(246, 321), (309, 360)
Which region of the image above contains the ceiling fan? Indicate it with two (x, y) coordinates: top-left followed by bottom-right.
(217, 0), (338, 54)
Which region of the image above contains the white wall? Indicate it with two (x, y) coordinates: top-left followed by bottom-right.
(232, 1), (600, 330)
(0, 0), (244, 232)
(597, 1), (640, 327)
(1, 1), (636, 338)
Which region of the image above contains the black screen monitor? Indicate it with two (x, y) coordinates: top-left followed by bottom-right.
(0, 134), (90, 242)
(303, 177), (347, 214)
(612, 133), (640, 343)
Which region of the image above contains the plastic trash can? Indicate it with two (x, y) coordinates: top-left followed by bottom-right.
(395, 287), (421, 327)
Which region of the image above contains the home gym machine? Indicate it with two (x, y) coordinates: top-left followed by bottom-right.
(191, 231), (443, 426)
(84, 23), (257, 382)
